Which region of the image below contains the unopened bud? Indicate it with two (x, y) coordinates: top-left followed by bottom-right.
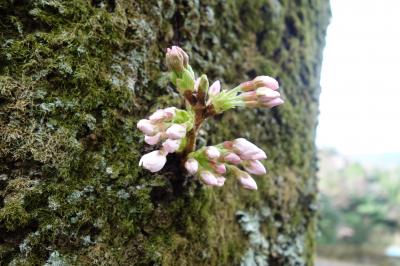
(241, 91), (257, 101)
(166, 124), (186, 139)
(144, 133), (161, 145)
(139, 150), (167, 173)
(261, 98), (284, 108)
(174, 46), (189, 67)
(214, 163), (226, 174)
(256, 87), (281, 100)
(224, 153), (241, 164)
(243, 160), (266, 175)
(200, 171), (219, 186)
(162, 139), (181, 153)
(166, 46), (185, 72)
(137, 119), (157, 136)
(205, 146), (220, 160)
(238, 172), (258, 190)
(253, 76), (279, 90)
(185, 158), (199, 175)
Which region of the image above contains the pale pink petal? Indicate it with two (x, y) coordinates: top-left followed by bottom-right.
(208, 80), (221, 96)
(166, 124), (186, 139)
(185, 159), (199, 175)
(139, 150), (167, 172)
(144, 133), (161, 145)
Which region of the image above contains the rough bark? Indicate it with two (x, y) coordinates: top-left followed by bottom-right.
(0, 0), (330, 265)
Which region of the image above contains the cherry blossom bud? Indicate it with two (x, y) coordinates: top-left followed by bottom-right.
(149, 109), (167, 122)
(166, 124), (186, 139)
(253, 76), (279, 90)
(224, 153), (242, 164)
(208, 80), (221, 96)
(256, 87), (281, 101)
(261, 98), (284, 108)
(205, 146), (220, 160)
(144, 133), (161, 145)
(240, 81), (256, 91)
(200, 171), (219, 186)
(185, 158), (199, 175)
(214, 163), (226, 174)
(243, 160), (266, 175)
(162, 139), (181, 153)
(163, 107), (176, 119)
(241, 91), (257, 101)
(223, 141), (233, 149)
(139, 150), (167, 172)
(216, 177), (226, 187)
(166, 46), (185, 72)
(174, 46), (189, 67)
(238, 173), (258, 190)
(163, 139), (180, 153)
(137, 119), (157, 136)
(232, 138), (267, 160)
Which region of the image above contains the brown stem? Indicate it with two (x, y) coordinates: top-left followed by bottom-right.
(181, 106), (203, 158)
(180, 91), (217, 165)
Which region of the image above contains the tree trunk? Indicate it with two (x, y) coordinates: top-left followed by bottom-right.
(0, 0), (330, 265)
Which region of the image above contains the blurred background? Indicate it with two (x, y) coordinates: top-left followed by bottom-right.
(316, 0), (400, 265)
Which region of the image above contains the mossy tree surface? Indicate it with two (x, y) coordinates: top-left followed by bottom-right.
(0, 0), (330, 265)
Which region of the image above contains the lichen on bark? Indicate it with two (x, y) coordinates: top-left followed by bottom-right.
(0, 0), (330, 265)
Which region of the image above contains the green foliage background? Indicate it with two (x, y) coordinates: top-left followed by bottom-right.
(318, 150), (400, 246)
(0, 0), (329, 265)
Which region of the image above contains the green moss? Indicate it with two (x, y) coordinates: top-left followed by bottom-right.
(0, 197), (30, 231)
(0, 0), (330, 265)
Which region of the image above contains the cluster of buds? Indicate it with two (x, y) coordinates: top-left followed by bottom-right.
(184, 138), (267, 190)
(137, 107), (193, 172)
(138, 45), (284, 191)
(239, 76), (284, 108)
(204, 76), (283, 114)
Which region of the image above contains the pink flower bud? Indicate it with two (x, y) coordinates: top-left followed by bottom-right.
(240, 81), (256, 91)
(139, 150), (167, 172)
(223, 141), (233, 149)
(185, 158), (199, 175)
(238, 173), (258, 190)
(261, 98), (284, 108)
(253, 76), (279, 90)
(205, 146), (220, 160)
(200, 171), (219, 186)
(137, 119), (157, 136)
(216, 176), (226, 187)
(208, 80), (221, 96)
(174, 46), (189, 67)
(256, 87), (281, 101)
(243, 160), (266, 175)
(163, 107), (176, 119)
(232, 138), (267, 160)
(162, 139), (181, 153)
(214, 163), (226, 174)
(166, 124), (186, 139)
(149, 109), (167, 122)
(166, 46), (185, 72)
(241, 91), (257, 101)
(224, 153), (242, 164)
(144, 133), (161, 145)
